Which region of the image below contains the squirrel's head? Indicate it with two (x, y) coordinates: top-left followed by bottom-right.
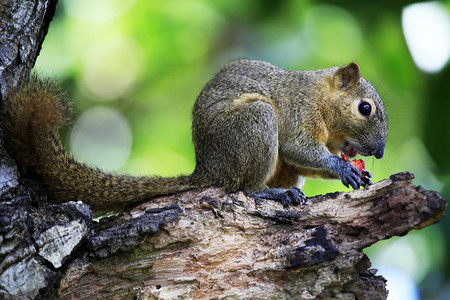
(323, 62), (388, 159)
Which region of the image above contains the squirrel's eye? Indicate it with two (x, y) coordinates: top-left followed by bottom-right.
(358, 101), (372, 117)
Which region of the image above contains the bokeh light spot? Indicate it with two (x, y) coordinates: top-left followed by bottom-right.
(402, 1), (450, 73)
(81, 37), (142, 101)
(64, 0), (137, 23)
(382, 267), (419, 300)
(70, 106), (132, 171)
(304, 4), (363, 63)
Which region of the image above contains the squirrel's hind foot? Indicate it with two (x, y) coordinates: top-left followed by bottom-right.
(251, 187), (307, 207)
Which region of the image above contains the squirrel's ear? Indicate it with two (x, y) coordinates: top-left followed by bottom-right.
(334, 62), (361, 90)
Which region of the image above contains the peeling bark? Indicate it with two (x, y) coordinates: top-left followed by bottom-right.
(2, 169), (446, 299)
(29, 172), (447, 299)
(65, 172), (441, 300)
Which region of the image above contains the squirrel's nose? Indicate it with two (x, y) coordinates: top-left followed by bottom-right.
(371, 147), (384, 159)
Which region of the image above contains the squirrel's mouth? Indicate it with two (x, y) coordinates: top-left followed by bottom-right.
(343, 143), (369, 158)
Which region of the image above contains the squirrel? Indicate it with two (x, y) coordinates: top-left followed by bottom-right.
(4, 59), (387, 214)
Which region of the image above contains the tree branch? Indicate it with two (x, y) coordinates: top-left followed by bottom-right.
(53, 172), (444, 299)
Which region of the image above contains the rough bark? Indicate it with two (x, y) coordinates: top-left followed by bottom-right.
(0, 1), (447, 299)
(1, 170), (446, 299)
(54, 172), (444, 300)
(0, 0), (58, 199)
(0, 0), (59, 298)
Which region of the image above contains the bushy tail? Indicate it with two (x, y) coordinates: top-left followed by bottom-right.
(5, 77), (71, 169)
(4, 77), (198, 214)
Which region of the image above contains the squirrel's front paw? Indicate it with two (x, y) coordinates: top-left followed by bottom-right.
(339, 163), (366, 190)
(251, 187), (307, 207)
(340, 153), (372, 188)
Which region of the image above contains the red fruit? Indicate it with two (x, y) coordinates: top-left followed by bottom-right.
(341, 153), (366, 178)
(350, 159), (365, 174)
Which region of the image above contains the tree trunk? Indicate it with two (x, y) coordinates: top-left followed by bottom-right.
(0, 0), (58, 193)
(0, 1), (447, 299)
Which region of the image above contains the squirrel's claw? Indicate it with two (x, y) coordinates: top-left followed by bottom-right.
(362, 170), (372, 178)
(361, 170), (373, 188)
(251, 187), (307, 207)
(340, 164), (365, 190)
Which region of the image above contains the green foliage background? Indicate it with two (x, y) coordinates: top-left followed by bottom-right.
(35, 0), (450, 298)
